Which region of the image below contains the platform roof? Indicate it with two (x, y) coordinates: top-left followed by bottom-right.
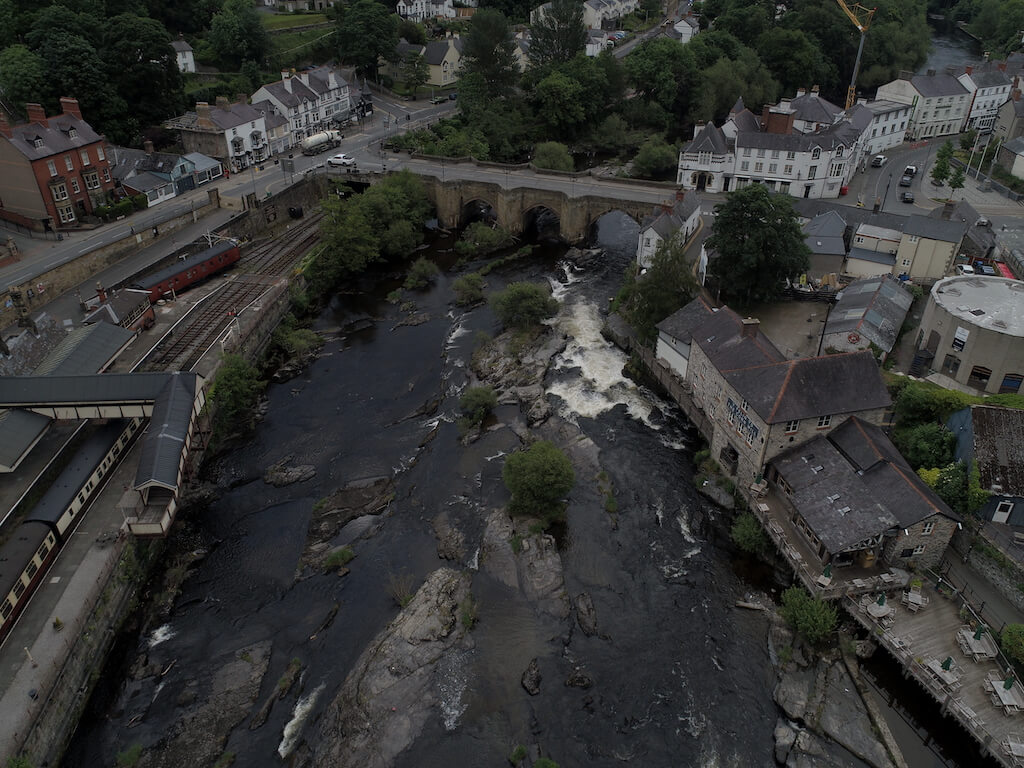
(134, 374), (201, 491)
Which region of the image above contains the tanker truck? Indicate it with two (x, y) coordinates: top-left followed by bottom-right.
(301, 130), (342, 155)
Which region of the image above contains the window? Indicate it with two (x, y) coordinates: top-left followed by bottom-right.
(922, 521), (935, 536)
(835, 146), (844, 157)
(780, 181), (791, 193)
(900, 548), (914, 558)
(102, 168), (110, 182)
(46, 160), (57, 176)
(769, 163), (778, 173)
(770, 150), (779, 159)
(58, 205), (75, 223)
(97, 145), (105, 161)
(80, 149), (90, 166)
(816, 414), (831, 429)
(13, 581), (25, 599)
(33, 138), (43, 148)
(784, 164), (793, 175)
(51, 183), (68, 201)
(740, 161), (749, 171)
(941, 354), (961, 376)
(68, 128), (77, 139)
(997, 500), (1015, 516)
(756, 149), (765, 158)
(742, 148), (751, 157)
(912, 544), (926, 555)
(1, 600), (12, 620)
(70, 178), (80, 194)
(64, 155), (73, 171)
(902, 259), (911, 267)
(807, 166), (817, 179)
(786, 151), (796, 160)
(784, 420), (799, 434)
(968, 366), (991, 389)
(999, 373), (1023, 394)
(84, 171), (100, 190)
(829, 162), (844, 177)
(811, 147), (821, 159)
(754, 162), (763, 172)
(26, 562), (38, 580)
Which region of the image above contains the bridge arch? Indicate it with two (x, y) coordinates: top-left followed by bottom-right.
(521, 203), (562, 240)
(460, 197), (500, 229)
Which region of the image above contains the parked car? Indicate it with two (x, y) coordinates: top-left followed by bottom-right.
(899, 174), (913, 187)
(430, 96), (447, 105)
(448, 92), (458, 100)
(955, 264), (975, 275)
(327, 153), (355, 167)
(871, 155), (887, 167)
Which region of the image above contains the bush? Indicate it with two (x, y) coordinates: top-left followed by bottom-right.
(459, 385), (497, 427)
(503, 440), (575, 525)
(1002, 624), (1024, 668)
(131, 193), (148, 210)
(453, 273), (486, 306)
(731, 512), (769, 555)
(892, 422), (956, 471)
(508, 745), (528, 765)
(387, 572), (416, 607)
(209, 354), (263, 446)
(490, 282), (559, 330)
(404, 256), (441, 290)
(533, 141), (574, 171)
(454, 222), (514, 257)
(533, 760), (560, 768)
(459, 595), (478, 629)
(116, 745), (143, 768)
(779, 586), (837, 646)
(324, 547), (354, 571)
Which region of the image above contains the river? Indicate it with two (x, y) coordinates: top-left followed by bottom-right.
(63, 211), (986, 767)
(920, 27), (983, 75)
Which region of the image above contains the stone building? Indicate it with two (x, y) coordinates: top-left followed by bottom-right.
(165, 98), (269, 172)
(914, 275), (1024, 394)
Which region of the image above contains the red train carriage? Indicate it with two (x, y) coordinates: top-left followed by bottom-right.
(133, 240), (241, 302)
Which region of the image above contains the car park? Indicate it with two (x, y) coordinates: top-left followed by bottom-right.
(871, 155), (887, 167)
(900, 191), (914, 203)
(327, 153), (355, 167)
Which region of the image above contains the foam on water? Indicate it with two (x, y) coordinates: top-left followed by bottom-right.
(436, 649), (470, 731)
(277, 682), (325, 758)
(147, 624), (175, 649)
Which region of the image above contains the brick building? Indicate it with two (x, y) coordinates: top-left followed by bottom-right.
(0, 98), (116, 231)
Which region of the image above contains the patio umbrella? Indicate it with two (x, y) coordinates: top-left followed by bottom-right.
(877, 593), (886, 606)
(974, 625), (987, 641)
(824, 564), (832, 579)
(941, 657), (953, 671)
(1005, 676), (1016, 691)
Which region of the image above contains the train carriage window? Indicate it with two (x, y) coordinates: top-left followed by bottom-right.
(13, 581), (26, 598)
(78, 493), (85, 504)
(26, 562), (38, 580)
(37, 542), (50, 559)
(1, 600), (13, 620)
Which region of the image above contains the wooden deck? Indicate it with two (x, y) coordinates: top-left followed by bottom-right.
(847, 587), (1022, 767)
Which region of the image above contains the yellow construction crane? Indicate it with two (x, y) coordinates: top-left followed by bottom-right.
(835, 0), (877, 110)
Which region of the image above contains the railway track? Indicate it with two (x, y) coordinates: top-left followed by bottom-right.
(240, 212), (324, 277)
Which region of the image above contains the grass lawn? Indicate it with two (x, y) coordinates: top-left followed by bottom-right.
(271, 28), (335, 61)
(262, 12), (328, 30)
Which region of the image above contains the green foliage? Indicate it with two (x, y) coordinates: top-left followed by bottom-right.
(948, 166), (965, 198)
(461, 9), (519, 96)
(933, 462), (969, 517)
(509, 744), (528, 764)
(212, 753), (236, 768)
(387, 571), (416, 607)
(1001, 624), (1024, 667)
(336, 0), (398, 76)
(893, 381), (975, 427)
(968, 461), (989, 514)
(529, 0), (587, 66)
(533, 141), (574, 171)
(510, 532), (523, 553)
(6, 757), (34, 768)
(0, 45), (46, 116)
(779, 586), (837, 646)
(116, 744), (143, 768)
(324, 547), (355, 571)
(455, 222), (515, 257)
(706, 184), (810, 304)
(453, 273), (486, 306)
(209, 0), (271, 67)
(930, 154), (950, 188)
(631, 135), (678, 180)
(400, 52), (430, 96)
(404, 257), (441, 290)
(459, 595), (479, 629)
(892, 422), (956, 471)
(459, 386), (498, 426)
(209, 354), (263, 445)
(533, 759), (561, 768)
(397, 17), (427, 45)
(731, 512), (769, 555)
(503, 440), (576, 525)
(615, 233), (699, 344)
(532, 71), (587, 136)
(490, 282), (559, 330)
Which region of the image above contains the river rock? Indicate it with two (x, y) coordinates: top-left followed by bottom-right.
(137, 640), (271, 768)
(775, 719), (798, 764)
(480, 510), (518, 588)
(774, 664), (817, 721)
(813, 663), (894, 768)
(313, 568), (472, 768)
(517, 532), (570, 620)
(521, 658), (542, 695)
(263, 455), (316, 487)
(432, 511), (466, 561)
(565, 665), (592, 689)
(574, 592), (598, 636)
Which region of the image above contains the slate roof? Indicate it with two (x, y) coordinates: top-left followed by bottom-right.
(0, 410), (50, 472)
(912, 72), (969, 98)
(969, 405), (1024, 496)
(134, 373), (200, 491)
(966, 67), (1012, 89)
(0, 522), (53, 604)
(656, 297), (716, 344)
(791, 199), (907, 233)
(846, 246), (896, 266)
(862, 99), (910, 116)
(640, 195), (701, 240)
(804, 211), (847, 256)
(424, 38), (462, 65)
(252, 66), (348, 110)
(32, 323), (137, 377)
(902, 214), (966, 243)
(770, 417), (957, 553)
(5, 113), (105, 161)
(83, 289), (152, 326)
(1004, 136), (1024, 156)
(109, 146), (189, 181)
(122, 171), (170, 194)
(692, 307), (786, 373)
(0, 372), (174, 406)
(252, 100), (289, 130)
(928, 198), (981, 226)
(207, 101), (264, 130)
(686, 122), (728, 154)
(171, 39), (193, 53)
(825, 277), (913, 353)
(183, 152), (221, 172)
(790, 92), (842, 124)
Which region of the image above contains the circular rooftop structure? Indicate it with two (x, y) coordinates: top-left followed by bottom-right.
(931, 276), (1024, 338)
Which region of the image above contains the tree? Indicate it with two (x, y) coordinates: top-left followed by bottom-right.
(529, 0), (586, 66)
(625, 37), (697, 118)
(893, 422), (955, 471)
(755, 27), (837, 98)
(490, 282), (559, 329)
(210, 354), (263, 442)
(779, 586), (837, 645)
(631, 135), (677, 180)
(933, 462), (969, 517)
(532, 70), (586, 135)
(615, 232), (699, 343)
(209, 0), (271, 67)
(0, 45), (46, 116)
(532, 141), (574, 171)
(397, 17), (426, 45)
(453, 273), (485, 306)
(705, 184), (811, 304)
(461, 9), (519, 97)
(459, 385), (498, 426)
(948, 166), (966, 200)
(931, 140), (954, 188)
(503, 440), (575, 524)
(1001, 624), (1024, 668)
(731, 512), (769, 555)
(400, 53), (429, 97)
(336, 0), (398, 77)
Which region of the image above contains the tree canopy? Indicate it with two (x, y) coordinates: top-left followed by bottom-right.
(503, 440), (575, 525)
(528, 0), (587, 67)
(336, 0), (398, 77)
(615, 232), (699, 344)
(705, 184), (811, 304)
(209, 0), (271, 68)
(461, 9), (519, 97)
(490, 282), (559, 329)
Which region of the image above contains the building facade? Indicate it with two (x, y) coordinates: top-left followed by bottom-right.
(957, 64), (1013, 133)
(858, 99), (912, 155)
(251, 67), (351, 146)
(893, 215), (965, 281)
(171, 39), (195, 73)
(635, 195), (701, 268)
(0, 98), (116, 231)
(916, 275), (1024, 395)
(166, 98), (269, 172)
(993, 90), (1024, 143)
(875, 70), (970, 140)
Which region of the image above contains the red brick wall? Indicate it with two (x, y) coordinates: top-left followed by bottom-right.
(29, 141), (115, 227)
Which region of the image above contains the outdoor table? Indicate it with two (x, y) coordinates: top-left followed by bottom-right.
(867, 601), (892, 619)
(994, 683), (1024, 714)
(958, 628), (999, 660)
(926, 659), (960, 689)
(1005, 737), (1024, 758)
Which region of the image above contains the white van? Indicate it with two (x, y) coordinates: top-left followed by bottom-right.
(955, 264), (975, 276)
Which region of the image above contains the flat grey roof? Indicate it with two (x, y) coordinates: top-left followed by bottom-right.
(0, 409), (50, 471)
(931, 276), (1024, 338)
(0, 372), (173, 407)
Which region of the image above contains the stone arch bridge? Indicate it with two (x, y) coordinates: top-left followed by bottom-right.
(416, 176), (665, 244)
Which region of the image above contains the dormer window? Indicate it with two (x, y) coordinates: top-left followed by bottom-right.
(811, 147), (821, 159)
(68, 128), (78, 139)
(33, 138), (44, 149)
(835, 146), (844, 157)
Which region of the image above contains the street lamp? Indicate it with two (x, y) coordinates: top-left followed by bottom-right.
(967, 130), (983, 179)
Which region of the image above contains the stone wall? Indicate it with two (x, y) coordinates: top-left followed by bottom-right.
(221, 175), (329, 241)
(882, 515), (958, 572)
(966, 534), (1024, 614)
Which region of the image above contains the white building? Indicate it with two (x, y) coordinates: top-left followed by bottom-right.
(167, 98), (270, 173)
(396, 0), (457, 21)
(585, 29), (611, 56)
(171, 38), (195, 74)
(957, 64), (1014, 133)
(671, 15), (699, 44)
(875, 70), (970, 140)
(856, 99), (911, 155)
(635, 195), (702, 268)
(251, 67), (351, 145)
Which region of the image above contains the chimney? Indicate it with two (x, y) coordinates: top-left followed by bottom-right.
(941, 200), (956, 220)
(741, 317), (760, 339)
(25, 103), (48, 126)
(143, 139), (154, 154)
(796, 87), (807, 98)
(661, 203), (673, 214)
(676, 189), (685, 202)
(1014, 89), (1021, 102)
(945, 65), (956, 76)
(196, 102), (214, 129)
(215, 95), (229, 109)
(0, 112), (11, 138)
(236, 93), (248, 106)
(811, 85), (820, 96)
(96, 282), (107, 304)
(966, 65), (973, 75)
(59, 97), (82, 120)
(998, 61), (1007, 72)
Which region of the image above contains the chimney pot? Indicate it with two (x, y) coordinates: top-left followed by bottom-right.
(143, 139), (154, 154)
(59, 97), (82, 121)
(96, 282), (107, 303)
(741, 317), (760, 339)
(25, 103), (48, 127)
(966, 65), (974, 75)
(215, 95), (229, 109)
(998, 61), (1007, 71)
(811, 85), (820, 95)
